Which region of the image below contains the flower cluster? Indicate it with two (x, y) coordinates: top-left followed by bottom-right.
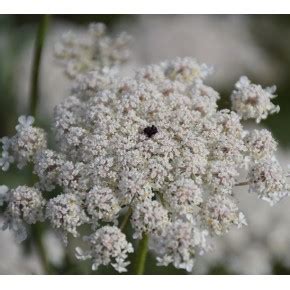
(193, 150), (290, 275)
(231, 76), (280, 123)
(248, 159), (289, 206)
(2, 186), (45, 242)
(0, 116), (47, 171)
(45, 193), (89, 244)
(75, 226), (133, 273)
(0, 23), (289, 273)
(150, 217), (208, 272)
(54, 22), (131, 79)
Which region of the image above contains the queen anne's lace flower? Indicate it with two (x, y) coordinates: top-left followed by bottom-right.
(248, 159), (289, 206)
(190, 82), (220, 116)
(201, 194), (247, 235)
(231, 76), (280, 123)
(54, 23), (131, 79)
(1, 116), (47, 170)
(205, 161), (239, 195)
(56, 161), (90, 193)
(33, 149), (65, 191)
(245, 129), (277, 160)
(15, 115), (35, 132)
(165, 178), (203, 214)
(164, 57), (213, 82)
(76, 225), (133, 272)
(1, 22), (289, 273)
(131, 198), (169, 239)
(210, 135), (246, 164)
(2, 186), (45, 242)
(150, 218), (208, 272)
(45, 193), (89, 243)
(85, 186), (121, 224)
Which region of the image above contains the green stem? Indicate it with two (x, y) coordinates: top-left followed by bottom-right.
(120, 207), (132, 232)
(29, 15), (50, 117)
(29, 15), (51, 274)
(134, 234), (149, 275)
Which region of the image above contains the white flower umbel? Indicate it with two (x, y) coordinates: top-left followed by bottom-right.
(150, 217), (208, 272)
(131, 197), (169, 239)
(54, 23), (131, 79)
(45, 193), (89, 243)
(76, 225), (133, 273)
(165, 178), (203, 215)
(1, 116), (47, 170)
(1, 22), (289, 272)
(231, 76), (280, 123)
(33, 149), (65, 191)
(201, 194), (247, 236)
(15, 115), (35, 132)
(85, 186), (121, 224)
(245, 129), (277, 161)
(248, 158), (289, 206)
(205, 161), (239, 195)
(2, 186), (45, 242)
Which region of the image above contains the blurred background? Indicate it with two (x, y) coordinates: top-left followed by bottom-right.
(0, 14), (290, 275)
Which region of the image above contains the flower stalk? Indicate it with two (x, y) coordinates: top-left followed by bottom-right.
(134, 234), (149, 275)
(30, 15), (50, 117)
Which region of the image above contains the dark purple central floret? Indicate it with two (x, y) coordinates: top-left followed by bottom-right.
(143, 125), (158, 138)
